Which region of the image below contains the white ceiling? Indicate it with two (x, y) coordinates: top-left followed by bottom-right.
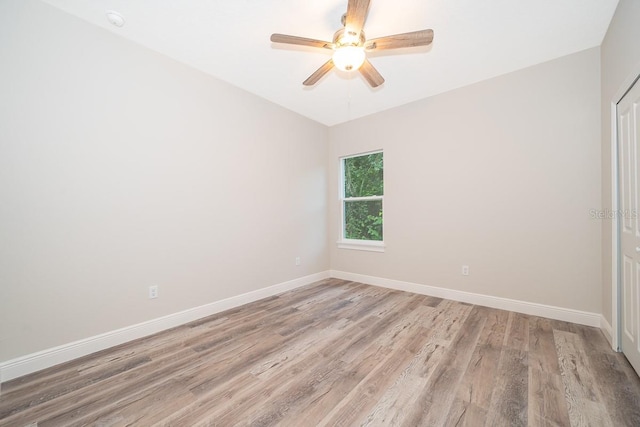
(41, 0), (618, 126)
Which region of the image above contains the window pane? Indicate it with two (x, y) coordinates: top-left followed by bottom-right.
(345, 200), (383, 241)
(344, 152), (383, 198)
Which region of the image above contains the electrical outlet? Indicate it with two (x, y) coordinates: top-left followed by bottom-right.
(149, 285), (158, 299)
(295, 257), (301, 266)
(462, 265), (470, 276)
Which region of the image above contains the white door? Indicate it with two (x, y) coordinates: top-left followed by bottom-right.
(618, 77), (640, 376)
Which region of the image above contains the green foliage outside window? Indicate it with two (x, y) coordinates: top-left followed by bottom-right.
(343, 152), (383, 241)
(345, 200), (383, 240)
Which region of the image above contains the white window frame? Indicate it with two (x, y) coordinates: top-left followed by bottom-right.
(337, 150), (385, 252)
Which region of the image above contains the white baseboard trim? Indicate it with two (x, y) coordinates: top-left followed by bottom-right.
(600, 315), (614, 349)
(330, 270), (601, 328)
(0, 271), (330, 384)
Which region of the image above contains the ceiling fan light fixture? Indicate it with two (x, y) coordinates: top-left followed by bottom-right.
(332, 46), (365, 72)
(270, 0), (433, 87)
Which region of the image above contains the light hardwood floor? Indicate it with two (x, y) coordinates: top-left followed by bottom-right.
(1, 279), (639, 426)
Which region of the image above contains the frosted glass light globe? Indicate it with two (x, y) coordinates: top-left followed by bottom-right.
(332, 46), (366, 71)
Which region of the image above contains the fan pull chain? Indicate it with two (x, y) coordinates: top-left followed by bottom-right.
(347, 71), (353, 122)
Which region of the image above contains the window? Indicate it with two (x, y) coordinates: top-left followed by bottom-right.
(339, 151), (384, 252)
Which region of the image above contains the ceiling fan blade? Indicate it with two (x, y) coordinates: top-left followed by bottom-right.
(303, 60), (335, 86)
(345, 0), (371, 35)
(359, 59), (384, 88)
(270, 34), (334, 50)
(365, 29), (434, 51)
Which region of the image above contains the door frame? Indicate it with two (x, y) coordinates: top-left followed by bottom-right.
(611, 64), (640, 352)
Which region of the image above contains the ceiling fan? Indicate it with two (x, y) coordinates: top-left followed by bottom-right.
(270, 0), (434, 88)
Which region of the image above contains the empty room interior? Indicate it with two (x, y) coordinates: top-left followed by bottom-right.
(2, 0), (640, 425)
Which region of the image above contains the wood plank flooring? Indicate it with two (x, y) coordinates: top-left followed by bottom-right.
(1, 278), (639, 426)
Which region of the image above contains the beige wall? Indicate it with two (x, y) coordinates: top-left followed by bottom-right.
(330, 48), (602, 313)
(600, 0), (640, 327)
(0, 0), (329, 362)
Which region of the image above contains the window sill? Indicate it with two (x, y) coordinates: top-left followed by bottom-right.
(337, 240), (385, 253)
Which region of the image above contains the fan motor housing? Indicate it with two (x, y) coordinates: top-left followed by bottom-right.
(333, 28), (366, 48)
